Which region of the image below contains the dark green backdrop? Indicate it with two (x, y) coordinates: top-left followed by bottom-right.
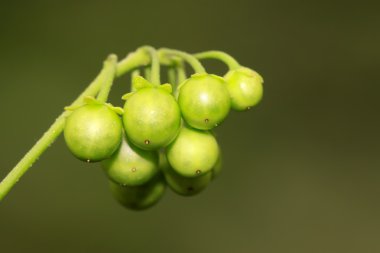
(1, 1), (379, 252)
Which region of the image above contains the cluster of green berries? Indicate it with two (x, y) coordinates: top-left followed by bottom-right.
(63, 48), (263, 210)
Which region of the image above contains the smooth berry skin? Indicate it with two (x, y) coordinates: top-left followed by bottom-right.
(64, 104), (122, 162)
(178, 74), (230, 130)
(159, 152), (212, 196)
(167, 126), (219, 178)
(224, 67), (263, 111)
(123, 87), (181, 150)
(164, 165), (212, 197)
(102, 136), (159, 187)
(109, 175), (166, 211)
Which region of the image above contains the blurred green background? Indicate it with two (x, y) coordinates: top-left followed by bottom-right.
(0, 0), (379, 252)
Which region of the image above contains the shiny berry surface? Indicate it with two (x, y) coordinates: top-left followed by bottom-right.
(64, 104), (122, 162)
(102, 136), (159, 186)
(178, 74), (230, 130)
(167, 126), (219, 178)
(224, 67), (263, 111)
(123, 87), (181, 150)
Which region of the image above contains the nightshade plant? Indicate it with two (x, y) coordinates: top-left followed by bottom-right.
(0, 46), (263, 209)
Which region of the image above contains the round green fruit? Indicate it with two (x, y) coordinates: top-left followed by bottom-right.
(224, 67), (263, 111)
(167, 126), (219, 178)
(123, 87), (181, 150)
(109, 175), (166, 211)
(162, 162), (212, 196)
(102, 136), (159, 186)
(178, 73), (230, 130)
(64, 103), (122, 162)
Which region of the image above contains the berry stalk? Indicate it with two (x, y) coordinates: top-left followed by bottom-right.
(131, 69), (141, 92)
(143, 67), (151, 84)
(175, 61), (187, 84)
(159, 48), (206, 74)
(96, 54), (118, 103)
(141, 46), (161, 85)
(167, 66), (177, 86)
(193, 51), (241, 70)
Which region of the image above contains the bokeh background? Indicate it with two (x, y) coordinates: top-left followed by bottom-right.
(0, 1), (379, 252)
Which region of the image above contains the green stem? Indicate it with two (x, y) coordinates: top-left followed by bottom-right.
(0, 50), (150, 202)
(159, 48), (206, 74)
(141, 46), (160, 85)
(96, 54), (118, 103)
(131, 69), (141, 92)
(143, 67), (151, 83)
(116, 48), (150, 77)
(176, 61), (187, 84)
(194, 50), (241, 70)
(167, 66), (176, 86)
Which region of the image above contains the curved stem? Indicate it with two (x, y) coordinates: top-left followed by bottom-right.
(141, 46), (160, 85)
(159, 48), (206, 74)
(96, 54), (118, 103)
(0, 51), (150, 202)
(194, 51), (241, 70)
(116, 48), (150, 77)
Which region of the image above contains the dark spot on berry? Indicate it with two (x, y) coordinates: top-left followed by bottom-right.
(204, 118), (209, 123)
(187, 186), (194, 192)
(196, 170), (201, 175)
(144, 139), (150, 145)
(131, 167), (137, 172)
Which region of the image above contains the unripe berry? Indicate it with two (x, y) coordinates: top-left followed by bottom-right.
(109, 175), (166, 210)
(102, 136), (159, 186)
(123, 87), (181, 150)
(64, 104), (122, 162)
(224, 67), (263, 111)
(167, 126), (219, 178)
(178, 73), (230, 130)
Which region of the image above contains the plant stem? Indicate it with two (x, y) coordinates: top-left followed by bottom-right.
(116, 49), (150, 77)
(194, 50), (241, 70)
(176, 61), (187, 84)
(96, 54), (118, 103)
(141, 46), (160, 85)
(0, 50), (150, 202)
(159, 48), (206, 74)
(167, 66), (176, 86)
(143, 67), (151, 83)
(131, 69), (141, 92)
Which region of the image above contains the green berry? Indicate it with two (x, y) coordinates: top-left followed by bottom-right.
(109, 175), (166, 211)
(178, 73), (230, 130)
(64, 103), (122, 162)
(123, 87), (181, 150)
(102, 136), (159, 186)
(162, 161), (212, 196)
(224, 67), (263, 111)
(167, 126), (219, 178)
